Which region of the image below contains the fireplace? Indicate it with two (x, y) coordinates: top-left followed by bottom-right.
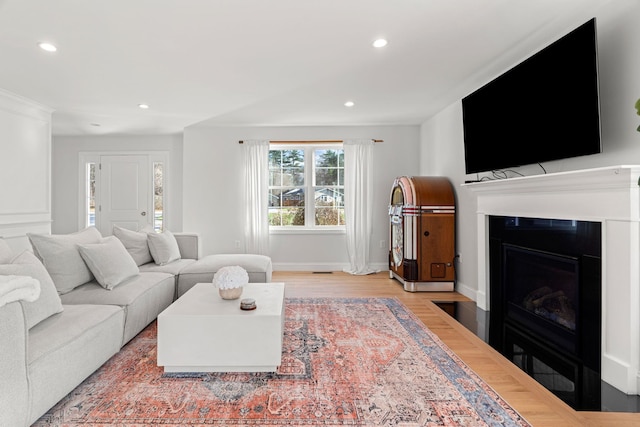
(464, 166), (640, 397)
(504, 244), (578, 350)
(488, 216), (601, 409)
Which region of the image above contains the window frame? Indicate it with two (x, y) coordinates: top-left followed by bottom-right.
(268, 144), (346, 235)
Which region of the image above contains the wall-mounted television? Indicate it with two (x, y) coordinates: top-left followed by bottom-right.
(462, 18), (601, 175)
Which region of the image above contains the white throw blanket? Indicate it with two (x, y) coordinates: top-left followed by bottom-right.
(0, 275), (41, 307)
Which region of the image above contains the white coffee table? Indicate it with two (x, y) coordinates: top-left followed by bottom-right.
(157, 282), (285, 373)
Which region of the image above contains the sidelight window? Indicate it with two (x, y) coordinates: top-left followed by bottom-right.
(86, 162), (96, 227)
(153, 162), (164, 231)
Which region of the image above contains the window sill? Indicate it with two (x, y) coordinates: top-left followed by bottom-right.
(269, 227), (346, 235)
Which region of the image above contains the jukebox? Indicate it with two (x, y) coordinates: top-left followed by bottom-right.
(388, 176), (456, 292)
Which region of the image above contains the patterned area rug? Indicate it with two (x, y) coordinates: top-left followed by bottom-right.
(35, 298), (531, 426)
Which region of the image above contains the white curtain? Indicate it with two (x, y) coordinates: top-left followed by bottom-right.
(343, 139), (377, 275)
(241, 139), (270, 255)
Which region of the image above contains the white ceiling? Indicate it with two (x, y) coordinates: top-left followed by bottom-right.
(0, 0), (612, 136)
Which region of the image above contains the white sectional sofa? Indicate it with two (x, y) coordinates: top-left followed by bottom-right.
(0, 227), (272, 427)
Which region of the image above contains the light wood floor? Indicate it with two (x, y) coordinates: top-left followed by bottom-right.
(273, 271), (640, 427)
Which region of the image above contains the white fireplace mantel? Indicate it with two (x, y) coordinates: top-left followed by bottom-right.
(464, 165), (640, 395)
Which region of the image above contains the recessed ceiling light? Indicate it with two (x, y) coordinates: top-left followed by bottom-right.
(344, 101), (355, 107)
(38, 42), (57, 52)
(372, 39), (388, 48)
(138, 104), (150, 109)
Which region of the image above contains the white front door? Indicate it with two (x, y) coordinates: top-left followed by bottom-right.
(99, 155), (151, 235)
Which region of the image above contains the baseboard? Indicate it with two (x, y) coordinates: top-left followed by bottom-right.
(453, 280), (477, 302)
(475, 290), (488, 311)
(602, 352), (637, 395)
(273, 262), (388, 273)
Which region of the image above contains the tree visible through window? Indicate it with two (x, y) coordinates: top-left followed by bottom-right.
(268, 146), (345, 228)
(313, 149), (345, 226)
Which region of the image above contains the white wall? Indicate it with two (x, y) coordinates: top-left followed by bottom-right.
(51, 134), (184, 234)
(419, 102), (477, 297)
(419, 1), (640, 301)
(0, 89), (52, 252)
(183, 125), (420, 270)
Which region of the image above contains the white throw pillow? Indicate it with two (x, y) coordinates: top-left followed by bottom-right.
(28, 227), (103, 294)
(147, 230), (181, 265)
(78, 236), (140, 290)
(0, 237), (13, 264)
(0, 251), (64, 329)
(112, 225), (153, 266)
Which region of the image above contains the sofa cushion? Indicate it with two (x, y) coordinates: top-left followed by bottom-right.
(28, 227), (103, 294)
(27, 304), (124, 425)
(147, 230), (181, 265)
(177, 254), (273, 297)
(78, 236), (140, 290)
(138, 258), (196, 276)
(112, 225), (153, 266)
(60, 272), (175, 344)
(0, 251), (64, 329)
(0, 300), (29, 427)
(0, 237), (13, 263)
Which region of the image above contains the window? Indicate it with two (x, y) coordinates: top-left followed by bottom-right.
(86, 162), (96, 227)
(153, 162), (164, 231)
(268, 146), (345, 229)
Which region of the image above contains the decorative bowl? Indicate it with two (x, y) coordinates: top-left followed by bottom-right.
(213, 266), (249, 300)
(218, 287), (243, 300)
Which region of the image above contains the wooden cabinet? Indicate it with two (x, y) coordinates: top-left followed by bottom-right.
(388, 176), (456, 292)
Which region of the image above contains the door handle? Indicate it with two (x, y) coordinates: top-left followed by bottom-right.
(141, 211), (147, 216)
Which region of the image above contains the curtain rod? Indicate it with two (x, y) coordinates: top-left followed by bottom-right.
(238, 139), (383, 144)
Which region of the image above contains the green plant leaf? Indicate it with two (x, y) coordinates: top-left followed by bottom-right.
(636, 98), (640, 115)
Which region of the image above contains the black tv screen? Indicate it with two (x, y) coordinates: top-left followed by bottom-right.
(462, 18), (601, 175)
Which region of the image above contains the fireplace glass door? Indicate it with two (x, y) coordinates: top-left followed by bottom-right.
(489, 215), (601, 410)
(504, 244), (579, 353)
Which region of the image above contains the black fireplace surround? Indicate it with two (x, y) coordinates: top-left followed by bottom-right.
(489, 216), (601, 410)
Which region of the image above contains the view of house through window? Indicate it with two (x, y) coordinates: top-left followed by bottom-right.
(268, 146), (345, 228)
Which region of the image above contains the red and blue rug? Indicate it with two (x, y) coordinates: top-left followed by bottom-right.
(35, 297), (531, 426)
